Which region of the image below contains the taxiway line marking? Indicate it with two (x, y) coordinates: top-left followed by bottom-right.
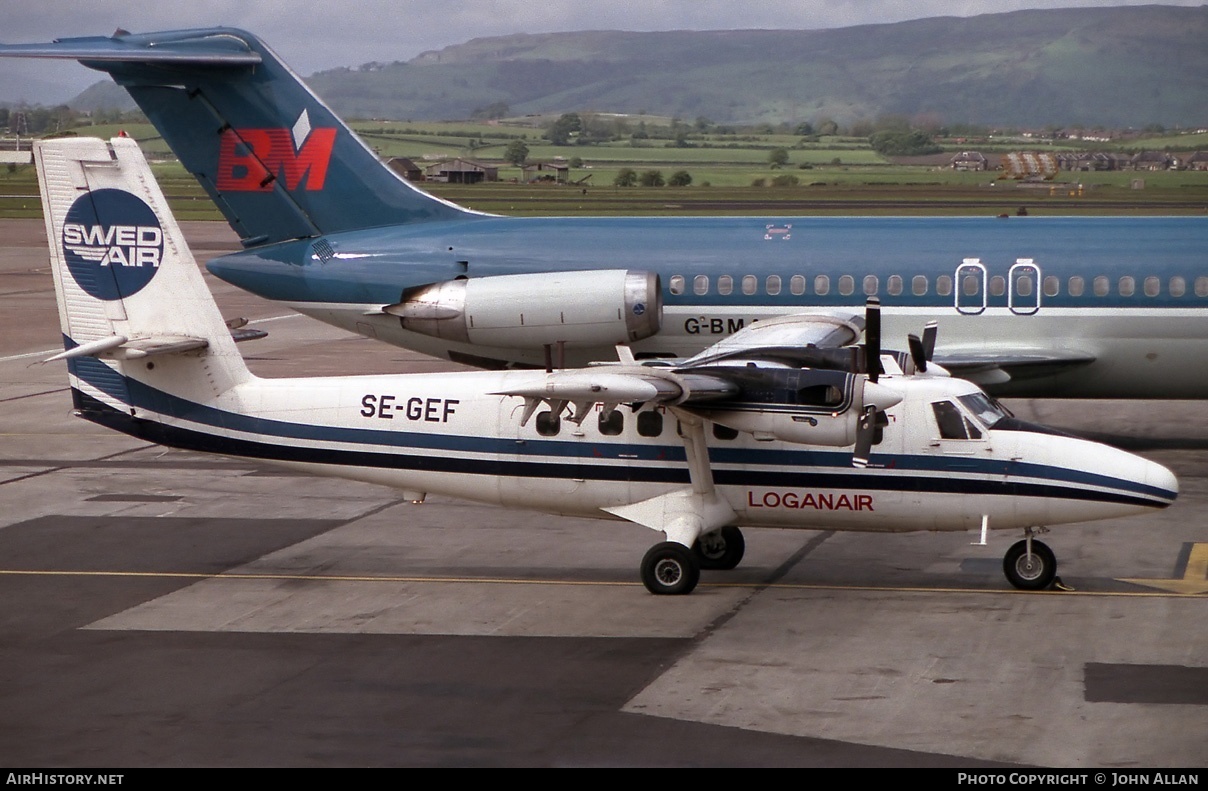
(0, 567), (1203, 596)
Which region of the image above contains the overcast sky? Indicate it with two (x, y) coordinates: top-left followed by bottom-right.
(2, 1), (1204, 102)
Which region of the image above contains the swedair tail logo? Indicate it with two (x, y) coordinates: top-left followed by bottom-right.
(216, 109), (336, 192)
(62, 189), (164, 301)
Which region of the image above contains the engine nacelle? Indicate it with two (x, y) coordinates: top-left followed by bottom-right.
(384, 270), (661, 348)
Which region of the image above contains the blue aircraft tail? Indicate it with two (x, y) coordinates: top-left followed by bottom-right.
(1, 28), (479, 247)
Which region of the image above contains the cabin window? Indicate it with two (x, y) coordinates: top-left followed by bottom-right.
(931, 400), (982, 440)
(766, 274), (782, 296)
(814, 275), (830, 295)
(536, 411), (561, 437)
(863, 275), (878, 296)
(989, 276), (1006, 297)
(790, 274), (806, 295)
(1196, 277), (1208, 298)
(965, 274), (984, 296)
(598, 410), (623, 436)
(669, 275), (685, 295)
(838, 275), (855, 296)
(1144, 276), (1160, 298)
(1013, 274), (1033, 297)
(1093, 276), (1110, 297)
(936, 275), (953, 297)
(717, 275), (733, 296)
(1170, 276), (1186, 297)
(712, 423), (739, 441)
(637, 411), (663, 437)
(1043, 276), (1060, 297)
(887, 275), (903, 296)
(1118, 276), (1135, 297)
(912, 275), (928, 296)
(742, 274), (757, 295)
(1068, 276), (1085, 296)
(694, 275), (710, 295)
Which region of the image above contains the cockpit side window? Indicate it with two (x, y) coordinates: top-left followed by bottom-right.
(931, 400), (983, 440)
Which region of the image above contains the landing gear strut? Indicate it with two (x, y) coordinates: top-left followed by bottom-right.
(1003, 531), (1057, 591)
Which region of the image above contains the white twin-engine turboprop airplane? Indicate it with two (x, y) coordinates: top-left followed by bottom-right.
(36, 137), (1178, 594)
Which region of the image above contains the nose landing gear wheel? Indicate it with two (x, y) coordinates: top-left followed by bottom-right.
(1003, 539), (1057, 591)
(693, 525), (745, 570)
(641, 542), (701, 595)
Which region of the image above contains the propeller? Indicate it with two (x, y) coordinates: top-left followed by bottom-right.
(852, 406), (877, 468)
(907, 320), (939, 374)
(863, 297), (882, 383)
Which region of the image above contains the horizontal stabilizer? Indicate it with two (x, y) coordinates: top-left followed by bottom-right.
(0, 30), (263, 65)
(44, 335), (209, 363)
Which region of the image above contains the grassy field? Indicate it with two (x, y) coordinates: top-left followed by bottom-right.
(2, 121), (1205, 219)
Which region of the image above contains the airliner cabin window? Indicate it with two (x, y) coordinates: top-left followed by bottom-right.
(912, 275), (928, 296)
(1118, 276), (1135, 297)
(887, 275), (903, 296)
(932, 400), (982, 440)
(694, 275), (709, 295)
(669, 275), (685, 295)
(989, 276), (1006, 297)
(790, 275), (806, 295)
(718, 275), (734, 296)
(1144, 277), (1160, 297)
(637, 411), (663, 437)
(536, 410), (561, 437)
(1094, 276), (1109, 297)
(766, 275), (782, 295)
(1170, 276), (1186, 297)
(598, 410), (624, 436)
(742, 275), (757, 295)
(1014, 274), (1033, 297)
(936, 275), (953, 297)
(1196, 277), (1208, 298)
(839, 275), (855, 296)
(815, 275), (830, 295)
(863, 275), (878, 296)
(965, 274), (982, 296)
(1068, 276), (1085, 296)
(1044, 276), (1060, 297)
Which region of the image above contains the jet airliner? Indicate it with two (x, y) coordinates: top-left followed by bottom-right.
(3, 28), (1207, 397)
(33, 135), (1178, 593)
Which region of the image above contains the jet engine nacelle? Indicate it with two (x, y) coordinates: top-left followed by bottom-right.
(384, 270), (661, 348)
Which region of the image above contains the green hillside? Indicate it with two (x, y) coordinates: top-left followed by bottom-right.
(299, 5), (1208, 127)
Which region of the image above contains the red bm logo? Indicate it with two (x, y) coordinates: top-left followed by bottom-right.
(216, 126), (336, 192)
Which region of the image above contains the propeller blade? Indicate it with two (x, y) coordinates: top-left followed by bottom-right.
(922, 320), (938, 361)
(852, 405), (877, 468)
(908, 333), (927, 373)
(864, 297), (881, 383)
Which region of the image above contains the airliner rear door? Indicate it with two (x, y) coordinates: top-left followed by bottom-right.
(1009, 259), (1041, 315)
(955, 259), (986, 315)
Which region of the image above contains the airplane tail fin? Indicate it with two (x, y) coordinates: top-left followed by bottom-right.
(36, 136), (251, 417)
(5, 28), (477, 247)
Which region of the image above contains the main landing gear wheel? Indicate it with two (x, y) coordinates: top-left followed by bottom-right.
(641, 542), (701, 595)
(1003, 539), (1057, 591)
(693, 525), (746, 570)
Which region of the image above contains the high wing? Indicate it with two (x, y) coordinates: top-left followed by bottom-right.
(932, 348), (1097, 387)
(491, 310), (875, 426)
